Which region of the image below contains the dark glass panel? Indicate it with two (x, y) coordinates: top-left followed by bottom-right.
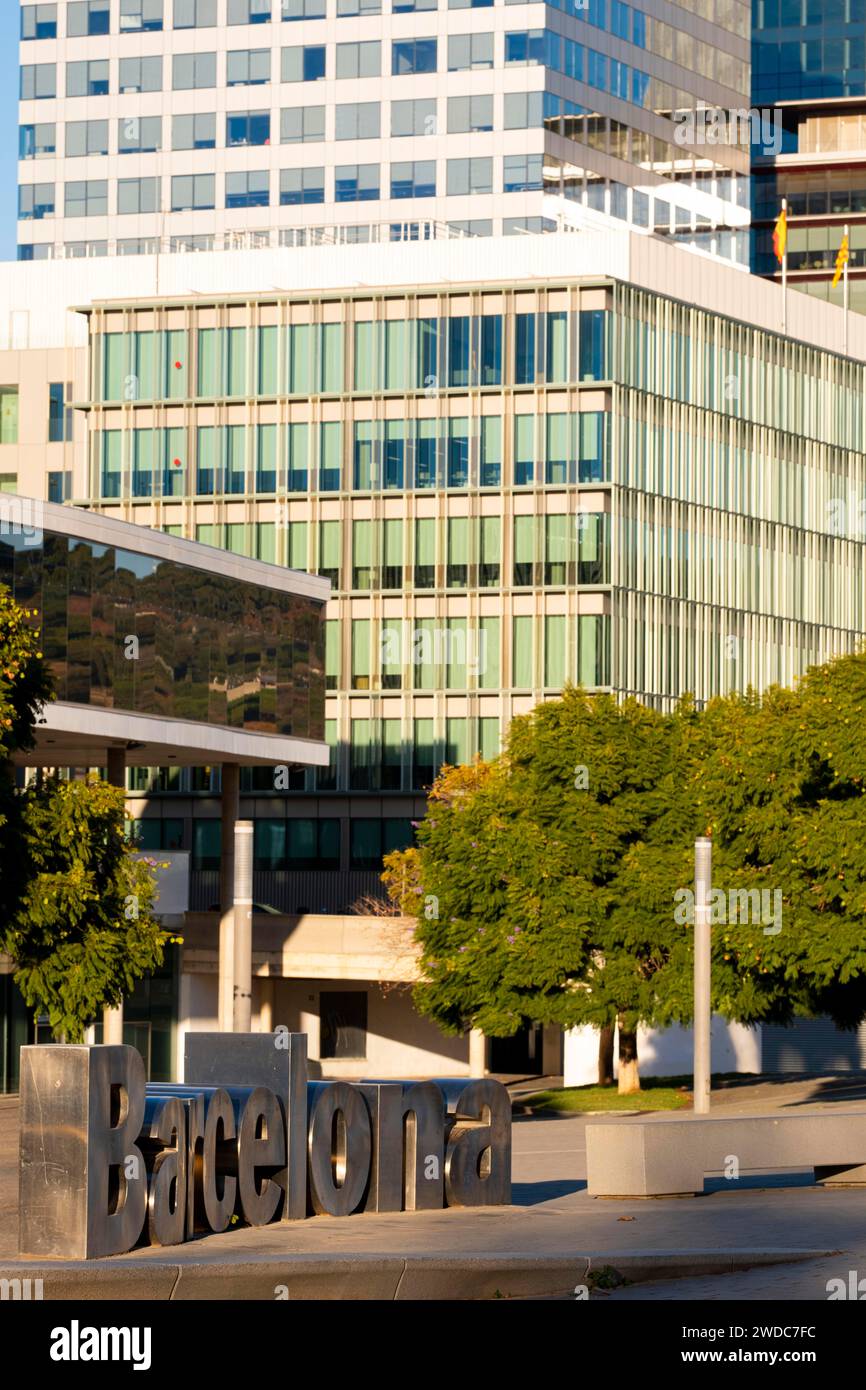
(41, 533), (68, 701)
(90, 544), (115, 707)
(66, 539), (93, 704)
(0, 526), (324, 739)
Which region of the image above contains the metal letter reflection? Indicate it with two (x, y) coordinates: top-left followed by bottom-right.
(17, 1039), (512, 1257)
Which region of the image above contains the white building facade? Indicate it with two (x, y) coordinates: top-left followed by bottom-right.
(18, 0), (751, 259)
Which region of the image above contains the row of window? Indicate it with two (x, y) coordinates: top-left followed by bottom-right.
(302, 513), (608, 596)
(20, 92), (575, 161)
(336, 611), (610, 695)
(27, 0), (734, 72)
(20, 29), (650, 98)
(23, 0), (547, 42)
(15, 216), (565, 259)
(96, 516), (607, 612)
(99, 412), (610, 499)
(98, 314), (609, 402)
(20, 155), (548, 219)
(103, 511), (609, 597)
(140, 815), (415, 871)
(23, 0), (658, 39)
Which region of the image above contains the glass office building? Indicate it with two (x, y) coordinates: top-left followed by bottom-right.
(752, 0), (866, 310)
(753, 0), (865, 103)
(77, 265), (866, 917)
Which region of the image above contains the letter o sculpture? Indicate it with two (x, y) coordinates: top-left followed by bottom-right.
(307, 1082), (371, 1216)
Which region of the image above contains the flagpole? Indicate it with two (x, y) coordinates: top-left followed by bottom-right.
(844, 223), (850, 355)
(781, 197), (788, 335)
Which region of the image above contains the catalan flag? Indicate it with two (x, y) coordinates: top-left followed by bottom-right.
(832, 230), (850, 290)
(772, 206), (788, 264)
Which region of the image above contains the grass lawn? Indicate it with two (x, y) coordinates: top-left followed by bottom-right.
(518, 1080), (692, 1113)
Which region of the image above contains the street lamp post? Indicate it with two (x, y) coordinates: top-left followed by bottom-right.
(693, 836), (712, 1115)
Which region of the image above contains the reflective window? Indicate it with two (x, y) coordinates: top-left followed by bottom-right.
(68, 1), (111, 37)
(280, 167), (325, 204)
(228, 0), (271, 21)
(390, 160), (435, 198)
(335, 163), (379, 200)
(392, 38), (437, 74)
(21, 5), (57, 40)
(391, 98), (436, 136)
(120, 0), (164, 30)
(18, 183), (55, 220)
(119, 56), (163, 93)
(0, 528), (326, 738)
(66, 120), (109, 158)
(172, 52), (217, 89)
(172, 113), (216, 150)
(65, 179), (109, 217)
(447, 33), (492, 69)
(281, 106), (326, 142)
(226, 110), (270, 146)
(281, 0), (325, 15)
(281, 44), (326, 80)
(225, 170), (270, 208)
(118, 116), (162, 154)
(19, 123), (56, 159)
(66, 61), (109, 98)
(174, 0), (216, 25)
(336, 41), (380, 77)
(226, 49), (271, 85)
(21, 64), (56, 100)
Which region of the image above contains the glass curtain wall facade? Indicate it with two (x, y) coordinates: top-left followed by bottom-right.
(752, 1), (866, 311)
(79, 276), (866, 913)
(0, 526), (325, 734)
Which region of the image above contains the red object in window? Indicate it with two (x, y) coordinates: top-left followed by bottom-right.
(174, 361), (183, 369)
(173, 458), (182, 468)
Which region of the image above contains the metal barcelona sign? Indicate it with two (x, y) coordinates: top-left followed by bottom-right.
(17, 1035), (512, 1259)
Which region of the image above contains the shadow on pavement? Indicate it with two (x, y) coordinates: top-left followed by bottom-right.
(511, 1179), (587, 1206)
(703, 1170), (815, 1194)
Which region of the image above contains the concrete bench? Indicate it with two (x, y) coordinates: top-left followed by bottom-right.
(586, 1112), (866, 1197)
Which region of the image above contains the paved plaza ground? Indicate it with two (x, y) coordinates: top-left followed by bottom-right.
(3, 1077), (866, 1298)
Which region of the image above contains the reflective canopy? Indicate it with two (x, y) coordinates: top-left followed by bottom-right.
(0, 528), (325, 739)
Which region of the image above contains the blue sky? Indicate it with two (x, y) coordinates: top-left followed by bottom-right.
(0, 9), (20, 261)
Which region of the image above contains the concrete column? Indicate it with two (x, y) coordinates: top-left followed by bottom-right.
(542, 1023), (563, 1077)
(694, 836), (713, 1115)
(106, 747), (126, 789)
(300, 997), (320, 1061)
(103, 746), (126, 1047)
(218, 764), (239, 1032)
(232, 820), (254, 1033)
(259, 978), (274, 1033)
(469, 1027), (487, 1078)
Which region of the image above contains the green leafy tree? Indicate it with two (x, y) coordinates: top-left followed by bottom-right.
(689, 654), (866, 1031)
(385, 690), (680, 1093)
(0, 585), (55, 925)
(387, 655), (866, 1094)
(0, 583), (169, 1042)
(5, 778), (169, 1042)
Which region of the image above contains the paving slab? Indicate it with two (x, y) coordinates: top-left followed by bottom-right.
(2, 1076), (866, 1299)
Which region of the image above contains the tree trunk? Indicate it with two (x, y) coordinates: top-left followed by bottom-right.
(617, 1016), (641, 1094)
(597, 1022), (615, 1086)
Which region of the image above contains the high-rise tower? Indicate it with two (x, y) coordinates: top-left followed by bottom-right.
(18, 0), (751, 261)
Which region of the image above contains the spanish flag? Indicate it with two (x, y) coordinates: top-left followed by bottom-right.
(772, 206), (788, 264)
(832, 230), (850, 290)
